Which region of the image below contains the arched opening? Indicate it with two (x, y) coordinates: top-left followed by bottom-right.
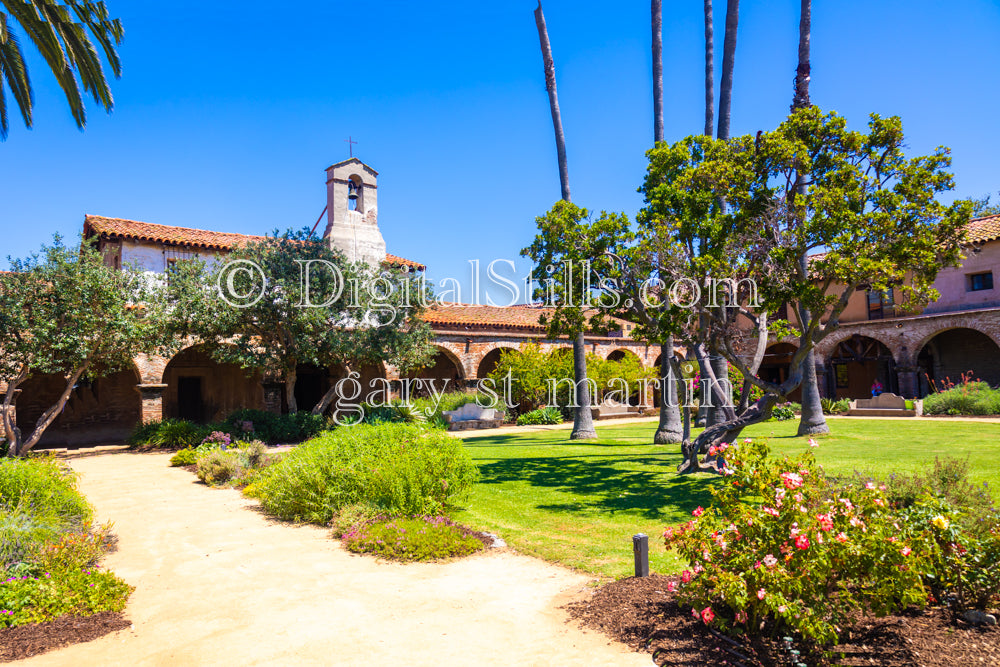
(828, 336), (896, 400)
(917, 328), (1000, 397)
(15, 365), (142, 448)
(759, 343), (801, 402)
(163, 346), (263, 423)
(347, 174), (364, 213)
(476, 347), (507, 380)
(294, 363), (334, 414)
(405, 347), (465, 395)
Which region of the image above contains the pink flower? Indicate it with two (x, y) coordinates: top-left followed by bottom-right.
(835, 532), (848, 543)
(763, 506), (780, 517)
(817, 513), (834, 532)
(781, 472), (804, 490)
(743, 438), (752, 443)
(692, 506), (704, 518)
(778, 604), (787, 613)
(693, 563), (704, 575)
(701, 607), (715, 624)
(757, 588), (766, 600)
(666, 580), (677, 592)
(762, 554), (778, 567)
(736, 610), (747, 624)
(708, 445), (718, 456)
(808, 438), (819, 448)
(681, 570), (693, 584)
(663, 527), (675, 541)
(901, 547), (912, 557)
(795, 534), (810, 550)
(865, 482), (876, 490)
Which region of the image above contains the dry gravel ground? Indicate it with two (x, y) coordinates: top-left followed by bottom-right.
(14, 451), (645, 667)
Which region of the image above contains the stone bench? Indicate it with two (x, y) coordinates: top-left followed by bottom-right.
(591, 402), (643, 420)
(847, 392), (920, 417)
(443, 403), (504, 431)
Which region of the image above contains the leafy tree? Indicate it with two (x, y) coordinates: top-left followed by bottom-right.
(0, 235), (164, 455)
(0, 0), (123, 139)
(161, 229), (435, 415)
(522, 201), (627, 439)
(971, 192), (1000, 217)
(639, 108), (971, 473)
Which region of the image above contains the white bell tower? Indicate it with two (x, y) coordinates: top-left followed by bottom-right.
(323, 158), (387, 267)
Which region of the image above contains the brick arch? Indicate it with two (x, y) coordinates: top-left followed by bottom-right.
(474, 343), (520, 380)
(409, 344), (467, 382)
(908, 325), (1000, 368)
(606, 348), (643, 366)
(816, 329), (903, 364)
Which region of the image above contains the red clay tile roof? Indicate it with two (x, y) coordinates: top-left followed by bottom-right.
(966, 214), (1000, 244)
(422, 303), (633, 335)
(83, 215), (424, 270)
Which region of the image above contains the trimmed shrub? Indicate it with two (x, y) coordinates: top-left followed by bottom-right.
(224, 409), (325, 444)
(923, 381), (1000, 416)
(169, 448), (197, 467)
(247, 423), (479, 524)
(126, 419), (212, 450)
(770, 402), (796, 421)
(516, 407), (562, 426)
(343, 516), (485, 561)
(196, 450), (242, 486)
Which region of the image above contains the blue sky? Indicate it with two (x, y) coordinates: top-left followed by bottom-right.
(1, 0), (998, 302)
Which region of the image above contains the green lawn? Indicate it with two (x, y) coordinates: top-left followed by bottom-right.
(453, 417), (1000, 580)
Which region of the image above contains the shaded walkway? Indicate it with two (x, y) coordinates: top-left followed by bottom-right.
(18, 453), (645, 666)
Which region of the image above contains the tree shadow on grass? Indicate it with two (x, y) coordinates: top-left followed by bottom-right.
(473, 453), (720, 520)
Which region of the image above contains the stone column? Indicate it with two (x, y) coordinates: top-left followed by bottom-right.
(136, 384), (167, 423)
(896, 366), (919, 399)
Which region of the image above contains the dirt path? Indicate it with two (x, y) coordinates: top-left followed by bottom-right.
(16, 452), (645, 667)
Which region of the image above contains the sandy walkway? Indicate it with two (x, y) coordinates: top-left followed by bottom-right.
(16, 452), (645, 667)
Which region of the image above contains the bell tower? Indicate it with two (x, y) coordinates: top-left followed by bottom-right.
(323, 158), (387, 267)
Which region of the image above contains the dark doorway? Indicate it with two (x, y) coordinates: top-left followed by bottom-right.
(294, 365), (328, 413)
(177, 377), (204, 423)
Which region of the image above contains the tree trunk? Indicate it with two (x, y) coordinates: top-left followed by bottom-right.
(285, 367), (298, 414)
(652, 0), (664, 144)
(790, 0), (828, 437)
(17, 364), (89, 455)
(717, 0), (740, 140)
(703, 0), (715, 137)
(678, 392), (779, 474)
(2, 367), (28, 457)
(534, 1), (571, 202)
(791, 0), (811, 111)
(654, 341), (683, 444)
(707, 353), (730, 428)
(570, 331), (597, 440)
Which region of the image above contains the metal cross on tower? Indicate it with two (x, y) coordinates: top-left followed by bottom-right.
(344, 136), (358, 157)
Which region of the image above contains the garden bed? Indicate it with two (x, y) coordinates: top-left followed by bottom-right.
(566, 574), (1000, 666)
(0, 611), (130, 662)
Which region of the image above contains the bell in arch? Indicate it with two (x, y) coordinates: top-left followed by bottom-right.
(347, 180), (359, 201)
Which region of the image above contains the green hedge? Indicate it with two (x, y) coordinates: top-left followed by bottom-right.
(246, 423), (479, 523)
(923, 381), (1000, 416)
(516, 407), (562, 426)
(223, 409), (325, 444)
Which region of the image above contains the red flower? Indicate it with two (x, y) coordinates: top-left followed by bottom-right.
(701, 607), (715, 624)
(692, 506), (704, 518)
(795, 534), (810, 550)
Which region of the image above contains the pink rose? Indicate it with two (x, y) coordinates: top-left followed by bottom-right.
(795, 534), (810, 550)
(701, 607), (714, 624)
(757, 588), (766, 600)
(808, 438), (818, 448)
(762, 554), (778, 567)
(835, 532), (848, 543)
(692, 506), (704, 518)
(681, 570), (693, 584)
(781, 472), (804, 490)
(736, 610), (747, 624)
(901, 547), (912, 557)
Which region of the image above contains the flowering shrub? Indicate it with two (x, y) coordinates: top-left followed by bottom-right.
(664, 438), (930, 646)
(343, 516), (485, 562)
(0, 567), (132, 627)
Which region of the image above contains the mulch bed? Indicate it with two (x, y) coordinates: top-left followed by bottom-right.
(0, 612), (131, 662)
(564, 574), (1000, 666)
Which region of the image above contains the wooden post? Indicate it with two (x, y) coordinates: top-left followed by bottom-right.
(633, 533), (649, 577)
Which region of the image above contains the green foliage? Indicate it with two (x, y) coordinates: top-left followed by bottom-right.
(0, 457), (92, 569)
(516, 407), (563, 426)
(342, 516), (485, 562)
(196, 450), (242, 486)
(33, 524), (115, 572)
(363, 391), (507, 427)
(223, 409), (325, 444)
(0, 568), (132, 628)
(0, 235), (170, 454)
(126, 419), (212, 450)
(0, 0), (124, 139)
(923, 381), (1000, 416)
(193, 440), (271, 487)
(770, 403), (796, 421)
(158, 230), (435, 413)
(820, 397), (850, 414)
(330, 502), (382, 538)
(248, 423), (479, 524)
(868, 457), (996, 518)
(663, 438), (1000, 651)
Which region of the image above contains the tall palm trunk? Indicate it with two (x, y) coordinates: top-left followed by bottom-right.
(790, 0), (829, 437)
(703, 0), (740, 428)
(716, 0), (740, 141)
(534, 1), (595, 439)
(650, 0), (683, 444)
(703, 0), (715, 137)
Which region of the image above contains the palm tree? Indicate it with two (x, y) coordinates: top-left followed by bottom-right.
(716, 0), (739, 141)
(0, 0), (123, 139)
(789, 0), (829, 437)
(650, 0), (683, 445)
(703, 0), (714, 137)
(533, 1), (596, 440)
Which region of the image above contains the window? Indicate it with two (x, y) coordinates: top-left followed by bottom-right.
(867, 288), (894, 320)
(969, 272), (994, 292)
